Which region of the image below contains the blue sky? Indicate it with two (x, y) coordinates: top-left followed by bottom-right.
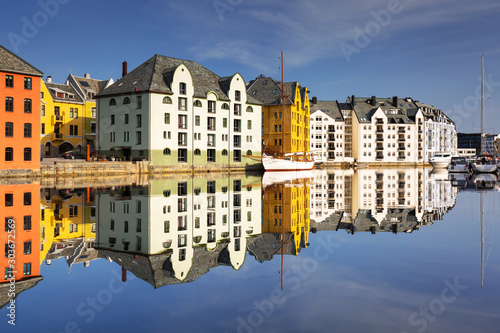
(1, 0), (500, 133)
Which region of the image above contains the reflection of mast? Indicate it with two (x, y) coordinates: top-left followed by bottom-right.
(280, 183), (285, 290)
(481, 190), (484, 288)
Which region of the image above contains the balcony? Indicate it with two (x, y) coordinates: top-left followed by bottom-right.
(398, 135), (405, 142)
(52, 114), (64, 124)
(376, 135), (384, 142)
(398, 145), (405, 151)
(52, 133), (64, 141)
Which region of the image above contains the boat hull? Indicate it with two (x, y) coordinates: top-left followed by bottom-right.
(430, 161), (450, 169)
(472, 164), (497, 173)
(262, 157), (315, 172)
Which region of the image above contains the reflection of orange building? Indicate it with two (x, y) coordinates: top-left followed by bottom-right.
(0, 183), (41, 286)
(262, 180), (311, 255)
(0, 45), (43, 171)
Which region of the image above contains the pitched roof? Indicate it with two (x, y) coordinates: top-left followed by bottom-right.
(348, 96), (419, 124)
(0, 45), (43, 76)
(310, 100), (344, 121)
(246, 75), (304, 106)
(98, 54), (259, 104)
(45, 82), (84, 104)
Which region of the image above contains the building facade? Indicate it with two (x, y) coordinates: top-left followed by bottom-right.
(0, 45), (43, 171)
(97, 55), (262, 168)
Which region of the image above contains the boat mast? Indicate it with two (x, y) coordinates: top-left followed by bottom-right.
(481, 190), (484, 288)
(281, 51), (285, 158)
(481, 54), (485, 154)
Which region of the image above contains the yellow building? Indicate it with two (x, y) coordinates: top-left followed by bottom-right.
(40, 188), (96, 265)
(247, 75), (310, 157)
(40, 78), (86, 157)
(262, 179), (311, 255)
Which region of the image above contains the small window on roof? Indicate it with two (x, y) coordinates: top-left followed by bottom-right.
(272, 89), (277, 94)
(253, 90), (257, 95)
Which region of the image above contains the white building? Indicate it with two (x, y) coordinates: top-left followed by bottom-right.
(96, 55), (262, 169)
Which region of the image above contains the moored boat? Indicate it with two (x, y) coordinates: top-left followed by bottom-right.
(448, 156), (468, 173)
(429, 152), (452, 169)
(472, 154), (498, 173)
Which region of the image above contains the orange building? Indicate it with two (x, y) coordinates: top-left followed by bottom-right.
(0, 183), (41, 287)
(0, 45), (43, 171)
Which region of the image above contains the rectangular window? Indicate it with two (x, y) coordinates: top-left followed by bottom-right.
(5, 267), (13, 280)
(24, 241), (31, 254)
(24, 215), (32, 230)
(234, 150), (241, 162)
(164, 113), (170, 124)
(91, 107), (96, 118)
(234, 119), (241, 132)
(5, 148), (13, 162)
(124, 131), (129, 142)
(178, 148), (187, 162)
(23, 263), (31, 276)
(178, 132), (187, 146)
(5, 97), (13, 112)
(70, 108), (74, 118)
(195, 115), (200, 126)
(41, 123), (45, 134)
(24, 77), (32, 90)
(178, 97), (187, 111)
(24, 123), (32, 138)
(234, 135), (241, 147)
(24, 192), (31, 205)
(136, 114), (142, 127)
(124, 114), (129, 124)
(124, 221), (129, 233)
(207, 117), (216, 131)
(91, 122), (96, 134)
(5, 122), (13, 137)
(41, 104), (45, 116)
(247, 120), (252, 130)
(178, 115), (187, 129)
(235, 90), (241, 101)
(137, 96), (142, 109)
(5, 75), (13, 87)
(24, 98), (32, 113)
(74, 109), (78, 119)
(136, 219), (142, 232)
(208, 100), (216, 113)
(5, 193), (13, 206)
(234, 103), (241, 116)
(207, 149), (216, 162)
(207, 134), (215, 147)
(24, 148), (31, 161)
(179, 82), (186, 95)
(136, 131), (141, 145)
(111, 114), (115, 125)
(5, 217), (13, 231)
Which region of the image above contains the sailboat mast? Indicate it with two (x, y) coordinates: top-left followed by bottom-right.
(481, 190), (484, 288)
(481, 54), (485, 154)
(281, 51), (285, 158)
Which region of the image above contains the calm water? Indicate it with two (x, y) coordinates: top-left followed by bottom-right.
(1, 168), (499, 333)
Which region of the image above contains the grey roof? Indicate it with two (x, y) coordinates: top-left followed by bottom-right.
(0, 45), (43, 76)
(98, 55), (260, 104)
(347, 96), (419, 124)
(246, 74), (305, 106)
(0, 276), (43, 310)
(70, 74), (110, 94)
(45, 82), (84, 104)
(246, 233), (296, 263)
(310, 100), (344, 121)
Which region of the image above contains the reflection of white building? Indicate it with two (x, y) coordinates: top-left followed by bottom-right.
(310, 168), (457, 233)
(96, 175), (262, 283)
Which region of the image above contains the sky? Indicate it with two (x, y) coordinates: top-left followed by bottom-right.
(1, 0), (500, 133)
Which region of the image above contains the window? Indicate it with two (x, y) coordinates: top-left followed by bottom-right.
(179, 82), (186, 95)
(234, 103), (241, 115)
(5, 267), (13, 280)
(91, 122), (96, 134)
(163, 148), (171, 155)
(5, 148), (13, 162)
(246, 106), (253, 112)
(41, 123), (45, 134)
(5, 97), (13, 111)
(222, 149), (228, 156)
(24, 148), (31, 161)
(207, 149), (216, 162)
(246, 150), (252, 156)
(222, 103), (229, 110)
(234, 119), (241, 132)
(24, 98), (32, 113)
(178, 115), (187, 129)
(234, 135), (241, 147)
(5, 194), (13, 206)
(178, 97), (187, 111)
(23, 263), (31, 276)
(207, 117), (216, 130)
(207, 134), (215, 146)
(194, 148), (201, 155)
(163, 96), (172, 104)
(178, 132), (187, 146)
(164, 112), (170, 124)
(91, 107), (96, 118)
(137, 96), (142, 109)
(5, 75), (13, 87)
(24, 241), (31, 254)
(136, 131), (141, 145)
(208, 100), (216, 113)
(5, 122), (13, 137)
(234, 150), (241, 162)
(69, 125), (78, 136)
(124, 113), (129, 124)
(123, 97), (130, 104)
(24, 123), (32, 138)
(178, 148), (187, 162)
(195, 115), (200, 126)
(247, 120), (252, 130)
(235, 90), (241, 101)
(24, 216), (32, 230)
(136, 114), (142, 127)
(223, 118), (227, 128)
(110, 98), (116, 106)
(24, 192), (31, 205)
(75, 109), (78, 118)
(124, 131), (129, 142)
(24, 77), (32, 90)
(110, 114), (115, 125)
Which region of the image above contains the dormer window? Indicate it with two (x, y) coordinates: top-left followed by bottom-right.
(179, 82), (186, 95)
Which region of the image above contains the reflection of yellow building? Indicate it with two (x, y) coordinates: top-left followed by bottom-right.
(40, 188), (96, 265)
(247, 76), (310, 156)
(262, 179), (311, 255)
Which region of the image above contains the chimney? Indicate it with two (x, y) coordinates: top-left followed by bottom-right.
(312, 96), (318, 104)
(351, 95), (355, 105)
(122, 61), (128, 78)
(393, 96), (398, 107)
(46, 76), (52, 83)
(371, 95), (376, 106)
(84, 73), (90, 79)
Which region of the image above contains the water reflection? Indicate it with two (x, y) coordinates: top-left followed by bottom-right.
(0, 168), (464, 306)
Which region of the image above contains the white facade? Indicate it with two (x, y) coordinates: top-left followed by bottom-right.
(310, 110), (345, 163)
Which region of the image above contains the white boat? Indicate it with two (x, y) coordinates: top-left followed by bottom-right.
(448, 156), (468, 173)
(261, 169), (314, 187)
(262, 154), (315, 172)
(472, 154), (497, 173)
(429, 152), (452, 169)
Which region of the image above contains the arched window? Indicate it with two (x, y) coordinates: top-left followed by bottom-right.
(222, 149), (228, 156)
(246, 150), (252, 156)
(163, 148), (171, 155)
(193, 100), (202, 107)
(163, 96), (172, 104)
(123, 97), (130, 104)
(221, 103), (229, 110)
(194, 149), (201, 156)
(246, 106), (253, 112)
(109, 98), (116, 106)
